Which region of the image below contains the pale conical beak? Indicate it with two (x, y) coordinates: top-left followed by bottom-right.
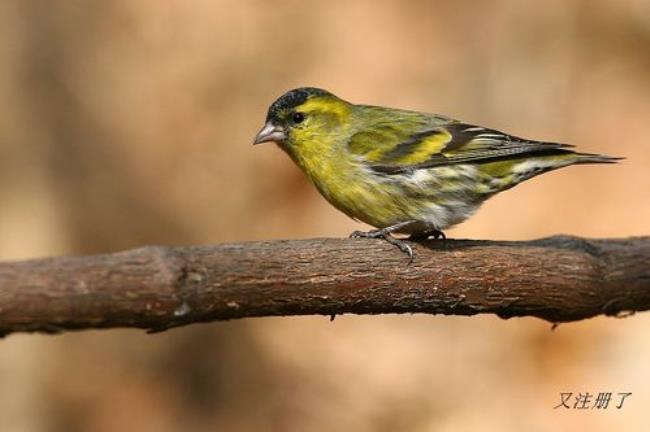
(253, 122), (286, 145)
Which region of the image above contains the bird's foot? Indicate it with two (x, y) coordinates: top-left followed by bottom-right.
(408, 229), (446, 241)
(350, 224), (415, 264)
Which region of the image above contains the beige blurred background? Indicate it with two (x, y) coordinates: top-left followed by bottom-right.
(1, 0), (649, 431)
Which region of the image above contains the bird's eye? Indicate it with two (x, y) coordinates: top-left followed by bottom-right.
(292, 112), (305, 124)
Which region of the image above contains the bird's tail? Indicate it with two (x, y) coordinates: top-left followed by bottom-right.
(572, 152), (625, 165)
(488, 150), (624, 194)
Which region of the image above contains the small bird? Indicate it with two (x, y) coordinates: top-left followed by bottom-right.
(254, 87), (621, 261)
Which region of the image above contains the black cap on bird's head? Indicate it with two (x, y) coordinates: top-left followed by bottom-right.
(254, 87), (334, 145)
(266, 87), (332, 123)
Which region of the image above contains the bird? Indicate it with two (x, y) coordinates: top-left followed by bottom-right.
(253, 87), (621, 262)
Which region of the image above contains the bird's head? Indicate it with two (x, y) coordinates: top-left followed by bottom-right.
(253, 87), (351, 152)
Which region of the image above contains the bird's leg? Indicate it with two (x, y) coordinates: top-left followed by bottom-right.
(408, 229), (446, 241)
(350, 220), (417, 263)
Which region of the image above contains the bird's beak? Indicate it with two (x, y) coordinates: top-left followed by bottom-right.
(253, 122), (286, 145)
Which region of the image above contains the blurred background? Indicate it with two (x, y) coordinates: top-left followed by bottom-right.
(1, 0), (649, 431)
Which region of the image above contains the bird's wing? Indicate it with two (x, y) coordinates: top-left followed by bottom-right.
(348, 115), (574, 175)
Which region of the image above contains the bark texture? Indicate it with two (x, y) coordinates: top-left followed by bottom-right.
(0, 235), (649, 336)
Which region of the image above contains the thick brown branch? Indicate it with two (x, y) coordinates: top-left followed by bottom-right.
(0, 235), (649, 336)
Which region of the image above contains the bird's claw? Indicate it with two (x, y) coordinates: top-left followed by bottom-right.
(389, 238), (413, 265)
(350, 229), (385, 239)
(350, 230), (370, 239)
(350, 229), (414, 264)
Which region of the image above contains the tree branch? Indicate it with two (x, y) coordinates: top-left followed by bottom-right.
(0, 235), (649, 336)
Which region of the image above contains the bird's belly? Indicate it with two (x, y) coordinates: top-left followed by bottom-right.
(311, 167), (481, 231)
(312, 174), (402, 227)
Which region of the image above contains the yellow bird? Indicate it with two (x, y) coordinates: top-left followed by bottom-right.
(254, 87), (621, 261)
